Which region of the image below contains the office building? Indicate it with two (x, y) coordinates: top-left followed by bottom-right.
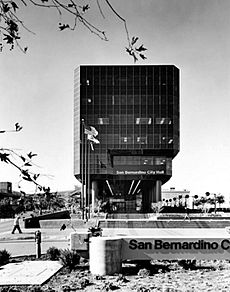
(74, 65), (180, 212)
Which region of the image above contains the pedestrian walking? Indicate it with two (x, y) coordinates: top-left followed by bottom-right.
(11, 214), (22, 234)
(183, 207), (191, 221)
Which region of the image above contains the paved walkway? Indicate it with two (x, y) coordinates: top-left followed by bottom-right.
(1, 226), (230, 257)
(0, 227), (72, 242)
(1, 225), (230, 286)
(0, 227), (70, 286)
(0, 261), (63, 286)
(0, 226), (76, 257)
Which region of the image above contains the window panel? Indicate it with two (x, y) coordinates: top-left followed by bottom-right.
(98, 118), (109, 125)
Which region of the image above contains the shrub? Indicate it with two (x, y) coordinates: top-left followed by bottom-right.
(46, 247), (60, 261)
(88, 226), (102, 237)
(137, 268), (150, 277)
(59, 249), (80, 271)
(0, 249), (11, 265)
(26, 286), (43, 292)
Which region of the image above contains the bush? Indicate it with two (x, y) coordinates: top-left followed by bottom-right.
(26, 286), (43, 292)
(0, 205), (14, 218)
(0, 249), (11, 266)
(59, 249), (80, 271)
(46, 247), (60, 261)
(88, 226), (102, 237)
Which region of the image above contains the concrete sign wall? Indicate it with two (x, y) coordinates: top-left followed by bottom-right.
(89, 235), (230, 275)
(122, 237), (230, 260)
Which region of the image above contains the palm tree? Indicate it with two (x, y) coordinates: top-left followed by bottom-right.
(216, 194), (225, 208)
(173, 197), (177, 207)
(193, 195), (199, 209)
(169, 198), (172, 207)
(185, 194), (189, 207)
(200, 196), (207, 212)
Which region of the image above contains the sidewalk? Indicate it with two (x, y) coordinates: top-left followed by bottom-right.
(0, 227), (72, 242)
(0, 227), (74, 257)
(0, 227), (69, 286)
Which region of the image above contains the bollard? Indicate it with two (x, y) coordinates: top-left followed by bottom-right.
(89, 237), (122, 275)
(35, 230), (41, 258)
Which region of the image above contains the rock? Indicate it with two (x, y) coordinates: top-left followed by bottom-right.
(137, 268), (150, 277)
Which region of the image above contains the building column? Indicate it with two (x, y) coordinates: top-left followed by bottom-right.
(141, 180), (162, 212)
(91, 181), (98, 214)
(142, 183), (154, 213)
(155, 180), (162, 202)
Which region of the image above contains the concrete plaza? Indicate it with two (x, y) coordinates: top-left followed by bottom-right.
(1, 219), (230, 286)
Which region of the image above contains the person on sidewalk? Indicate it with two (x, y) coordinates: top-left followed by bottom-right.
(11, 214), (22, 234)
(183, 206), (191, 221)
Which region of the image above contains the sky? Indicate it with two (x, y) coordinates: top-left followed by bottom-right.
(0, 0), (230, 198)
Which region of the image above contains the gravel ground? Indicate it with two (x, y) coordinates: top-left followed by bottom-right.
(1, 258), (230, 291)
(44, 260), (230, 292)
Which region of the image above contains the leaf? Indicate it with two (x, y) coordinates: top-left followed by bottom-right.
(22, 176), (32, 182)
(3, 34), (14, 44)
(3, 4), (10, 13)
(7, 20), (18, 33)
(125, 47), (133, 56)
(139, 54), (147, 60)
(132, 52), (138, 63)
(59, 23), (70, 31)
(27, 151), (37, 159)
(21, 169), (29, 176)
(33, 174), (40, 180)
(11, 2), (19, 12)
(82, 4), (90, 12)
(131, 36), (139, 46)
(43, 186), (51, 194)
(15, 122), (23, 131)
(24, 162), (32, 167)
(20, 156), (26, 163)
(0, 153), (10, 162)
(135, 44), (147, 52)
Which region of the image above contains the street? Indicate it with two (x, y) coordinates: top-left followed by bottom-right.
(1, 219), (229, 257)
(0, 219), (14, 233)
(0, 239), (69, 257)
(0, 220), (70, 257)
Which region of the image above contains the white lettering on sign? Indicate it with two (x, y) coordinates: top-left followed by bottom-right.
(115, 170), (165, 175)
(121, 238), (230, 261)
(128, 239), (222, 250)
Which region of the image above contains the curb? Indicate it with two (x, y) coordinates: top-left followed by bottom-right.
(0, 236), (35, 242)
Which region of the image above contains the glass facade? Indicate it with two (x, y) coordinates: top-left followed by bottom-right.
(74, 65), (180, 212)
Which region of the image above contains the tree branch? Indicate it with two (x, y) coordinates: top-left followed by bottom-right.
(0, 1), (147, 59)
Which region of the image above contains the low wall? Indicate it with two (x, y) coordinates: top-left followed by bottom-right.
(98, 219), (230, 229)
(39, 219), (99, 229)
(35, 218), (230, 229)
(24, 210), (70, 228)
(89, 235), (230, 275)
